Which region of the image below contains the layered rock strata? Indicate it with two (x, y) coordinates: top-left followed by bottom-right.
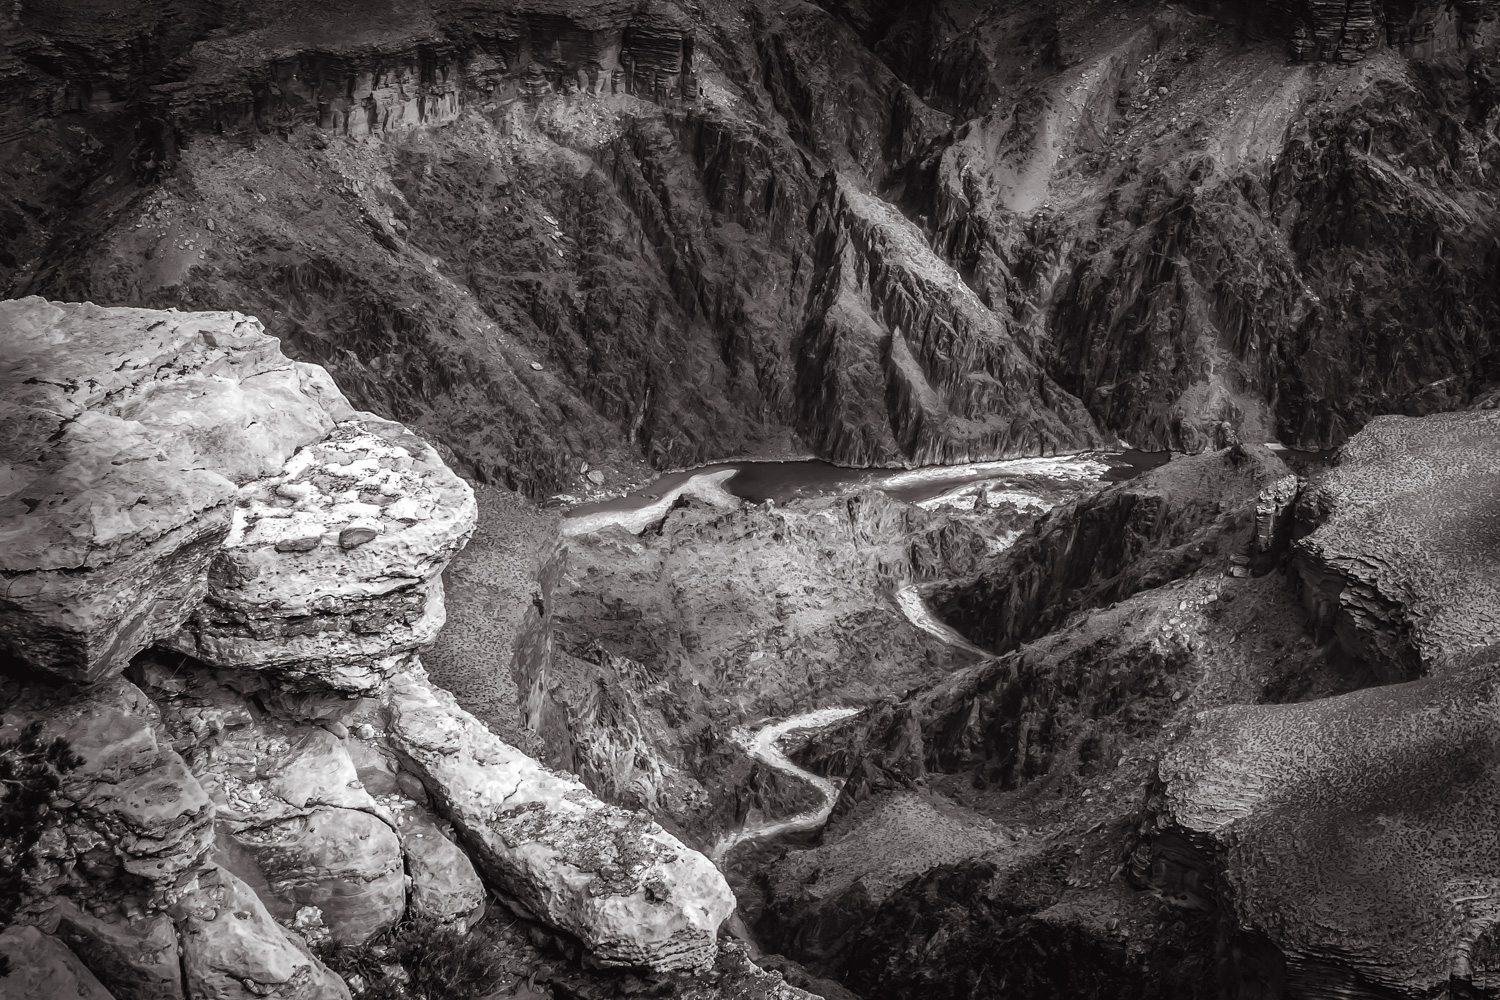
(934, 445), (1293, 652)
(1293, 410), (1500, 681)
(166, 417), (477, 692)
(0, 297), (343, 683)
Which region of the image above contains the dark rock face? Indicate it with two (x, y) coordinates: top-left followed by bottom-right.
(933, 445), (1293, 652)
(6, 0), (1500, 495)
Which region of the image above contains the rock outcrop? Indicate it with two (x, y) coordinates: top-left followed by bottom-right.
(175, 867), (351, 1000)
(166, 416), (477, 692)
(0, 298), (737, 997)
(0, 925), (116, 1000)
(1151, 654), (1500, 999)
(1293, 410), (1500, 681)
(0, 297), (343, 683)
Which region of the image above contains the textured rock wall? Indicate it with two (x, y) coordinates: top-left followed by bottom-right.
(1292, 409), (1500, 680)
(1150, 656), (1500, 999)
(8, 0), (1500, 494)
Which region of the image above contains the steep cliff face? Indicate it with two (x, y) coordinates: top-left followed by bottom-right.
(6, 0), (1498, 494)
(1149, 652), (1500, 1000)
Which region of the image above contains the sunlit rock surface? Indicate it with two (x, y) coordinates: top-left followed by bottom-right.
(383, 663), (736, 972)
(166, 417), (477, 691)
(174, 867), (351, 1000)
(0, 297), (340, 683)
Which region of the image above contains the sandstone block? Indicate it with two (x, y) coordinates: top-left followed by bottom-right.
(229, 807), (405, 946)
(45, 901), (183, 1000)
(0, 297), (346, 683)
(382, 664), (735, 972)
(3, 678), (217, 911)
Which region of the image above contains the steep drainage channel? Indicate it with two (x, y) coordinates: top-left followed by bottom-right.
(895, 582), (991, 658)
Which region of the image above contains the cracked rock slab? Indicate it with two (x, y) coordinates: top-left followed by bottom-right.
(1, 677), (217, 912)
(382, 662), (735, 972)
(0, 296), (349, 682)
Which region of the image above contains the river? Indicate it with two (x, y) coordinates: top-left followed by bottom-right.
(563, 450), (1172, 530)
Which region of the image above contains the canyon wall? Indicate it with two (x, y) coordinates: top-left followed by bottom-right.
(4, 0), (1499, 496)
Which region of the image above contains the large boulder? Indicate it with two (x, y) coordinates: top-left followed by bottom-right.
(0, 297), (475, 691)
(1294, 410), (1500, 680)
(226, 808), (404, 947)
(139, 666), (407, 948)
(0, 676), (217, 912)
(382, 664), (736, 973)
(165, 417), (477, 692)
(175, 867), (350, 1000)
(0, 297), (346, 683)
(0, 926), (116, 1000)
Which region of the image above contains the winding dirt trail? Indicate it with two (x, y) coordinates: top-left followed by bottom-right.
(711, 707), (862, 862)
(712, 588), (989, 863)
